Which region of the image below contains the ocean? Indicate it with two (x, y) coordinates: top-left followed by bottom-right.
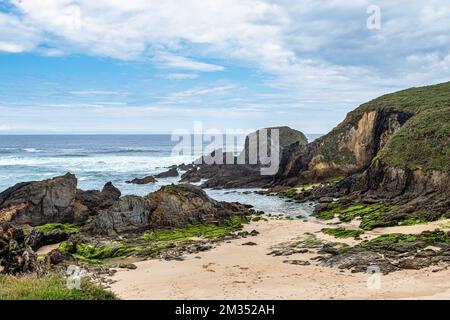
(0, 134), (320, 216)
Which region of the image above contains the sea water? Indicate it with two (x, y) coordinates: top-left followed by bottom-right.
(0, 134), (319, 216)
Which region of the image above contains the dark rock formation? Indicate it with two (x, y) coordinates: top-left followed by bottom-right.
(43, 229), (71, 245)
(24, 228), (45, 251)
(45, 249), (75, 266)
(181, 126), (308, 189)
(75, 181), (121, 217)
(181, 163), (274, 189)
(154, 168), (179, 178)
(0, 173), (77, 226)
(126, 176), (157, 185)
(88, 184), (253, 235)
(0, 223), (37, 274)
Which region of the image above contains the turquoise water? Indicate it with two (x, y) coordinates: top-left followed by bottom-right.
(0, 134), (318, 215)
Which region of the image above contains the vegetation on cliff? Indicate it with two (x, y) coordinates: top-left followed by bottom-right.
(376, 107), (450, 172)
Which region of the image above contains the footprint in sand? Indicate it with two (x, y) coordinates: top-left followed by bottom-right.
(202, 262), (216, 272)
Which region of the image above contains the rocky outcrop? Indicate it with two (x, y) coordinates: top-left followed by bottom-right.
(0, 173), (78, 226)
(126, 176), (157, 185)
(76, 181), (121, 217)
(273, 109), (412, 186)
(181, 126), (308, 189)
(0, 175), (122, 227)
(272, 82), (450, 219)
(88, 184), (253, 235)
(0, 223), (37, 274)
(154, 168), (179, 178)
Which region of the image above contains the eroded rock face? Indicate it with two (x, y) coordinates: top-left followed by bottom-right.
(181, 126), (308, 189)
(273, 110), (412, 185)
(0, 223), (37, 274)
(88, 184), (253, 235)
(88, 195), (156, 235)
(0, 173), (77, 226)
(75, 182), (121, 218)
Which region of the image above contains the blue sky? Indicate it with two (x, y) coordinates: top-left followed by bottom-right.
(1, 0), (450, 134)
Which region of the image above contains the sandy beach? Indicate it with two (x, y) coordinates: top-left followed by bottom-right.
(109, 217), (450, 300)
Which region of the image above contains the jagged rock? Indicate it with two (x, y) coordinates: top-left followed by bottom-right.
(25, 228), (44, 251)
(76, 181), (121, 216)
(126, 176), (157, 185)
(88, 184), (253, 235)
(0, 223), (38, 274)
(45, 249), (75, 266)
(154, 168), (179, 178)
(43, 229), (70, 245)
(0, 222), (25, 243)
(0, 173), (77, 226)
(87, 195), (155, 235)
(181, 127), (308, 189)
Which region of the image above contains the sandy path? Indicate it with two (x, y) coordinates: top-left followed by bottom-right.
(109, 218), (450, 300)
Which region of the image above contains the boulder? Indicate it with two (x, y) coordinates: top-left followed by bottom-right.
(154, 168), (179, 178)
(88, 195), (156, 235)
(0, 222), (37, 274)
(43, 229), (70, 245)
(0, 173), (77, 226)
(24, 228), (45, 251)
(181, 126), (308, 189)
(45, 249), (75, 266)
(126, 176), (157, 185)
(75, 181), (121, 217)
(88, 184), (253, 235)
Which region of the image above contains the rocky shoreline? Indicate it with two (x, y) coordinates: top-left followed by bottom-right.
(1, 82), (449, 299)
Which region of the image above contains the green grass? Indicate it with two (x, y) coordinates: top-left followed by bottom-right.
(0, 275), (117, 300)
(358, 82), (450, 172)
(358, 81), (450, 115)
(376, 107), (450, 172)
(36, 223), (81, 234)
(322, 227), (364, 239)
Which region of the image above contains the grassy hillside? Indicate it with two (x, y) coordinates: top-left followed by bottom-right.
(377, 107), (450, 172)
(357, 81), (450, 172)
(358, 81), (450, 114)
(351, 81), (450, 172)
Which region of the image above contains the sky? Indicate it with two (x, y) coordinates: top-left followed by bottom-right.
(0, 0), (450, 134)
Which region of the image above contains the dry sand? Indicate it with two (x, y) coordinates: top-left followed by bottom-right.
(109, 218), (450, 300)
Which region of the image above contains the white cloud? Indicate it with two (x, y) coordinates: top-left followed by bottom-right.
(69, 90), (127, 96)
(156, 53), (224, 72)
(164, 73), (199, 80)
(0, 12), (40, 53)
(2, 0), (450, 131)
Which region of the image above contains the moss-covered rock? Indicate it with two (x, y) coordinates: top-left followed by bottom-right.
(322, 227), (364, 239)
